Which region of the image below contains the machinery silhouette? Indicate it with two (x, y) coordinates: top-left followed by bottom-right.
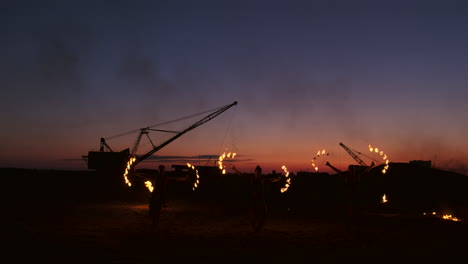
(82, 101), (238, 192)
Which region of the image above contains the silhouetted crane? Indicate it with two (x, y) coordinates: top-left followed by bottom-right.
(339, 142), (368, 167)
(83, 101), (238, 175)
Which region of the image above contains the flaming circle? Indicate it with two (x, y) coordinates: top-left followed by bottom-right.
(218, 151), (237, 174)
(186, 163), (200, 191)
(280, 165), (291, 193)
(311, 149), (329, 172)
(123, 156), (137, 187)
(368, 145), (390, 174)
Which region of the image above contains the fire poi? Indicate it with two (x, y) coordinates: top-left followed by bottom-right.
(123, 156), (137, 187)
(368, 145), (390, 174)
(218, 151), (237, 174)
(280, 165), (291, 193)
(368, 144), (391, 203)
(311, 149), (329, 172)
(186, 163), (200, 191)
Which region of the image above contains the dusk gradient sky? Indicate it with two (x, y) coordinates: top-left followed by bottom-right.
(2, 0), (468, 175)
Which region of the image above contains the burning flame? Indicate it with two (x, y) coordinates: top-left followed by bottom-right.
(368, 145), (390, 174)
(311, 149), (329, 172)
(218, 151), (237, 174)
(422, 211), (461, 221)
(280, 165), (291, 193)
(381, 194), (388, 203)
(187, 163), (200, 191)
(123, 156), (137, 187)
(144, 181), (154, 192)
(442, 214), (460, 221)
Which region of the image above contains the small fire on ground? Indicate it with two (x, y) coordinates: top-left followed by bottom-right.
(422, 211), (461, 222)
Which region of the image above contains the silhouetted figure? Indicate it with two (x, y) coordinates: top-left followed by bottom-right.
(345, 166), (361, 234)
(232, 165), (281, 233)
(326, 161), (372, 241)
(148, 165), (190, 232)
(149, 165), (167, 232)
(345, 164), (373, 242)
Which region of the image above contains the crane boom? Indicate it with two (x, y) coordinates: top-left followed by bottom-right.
(134, 101), (238, 166)
(339, 142), (367, 166)
(325, 161), (343, 175)
(85, 101), (238, 172)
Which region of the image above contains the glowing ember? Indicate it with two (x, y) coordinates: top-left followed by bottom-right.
(381, 194), (388, 203)
(187, 163), (200, 191)
(311, 149), (329, 172)
(144, 181), (154, 192)
(123, 156), (137, 187)
(280, 165), (291, 193)
(442, 214), (460, 221)
(218, 151), (237, 174)
(423, 212), (461, 221)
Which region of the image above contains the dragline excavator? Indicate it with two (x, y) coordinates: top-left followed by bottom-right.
(325, 142), (375, 178)
(82, 101), (238, 184)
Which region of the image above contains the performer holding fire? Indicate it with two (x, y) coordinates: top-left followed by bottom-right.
(231, 165), (281, 233)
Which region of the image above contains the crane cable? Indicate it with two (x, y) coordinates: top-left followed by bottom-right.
(210, 104), (238, 167)
(105, 103), (234, 141)
(348, 146), (383, 165)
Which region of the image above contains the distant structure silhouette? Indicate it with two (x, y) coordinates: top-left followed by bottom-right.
(83, 101), (237, 180)
(409, 160), (432, 168)
(232, 165), (281, 233)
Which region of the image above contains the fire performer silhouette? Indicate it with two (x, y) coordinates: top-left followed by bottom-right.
(148, 165), (189, 232)
(149, 165), (167, 232)
(326, 162), (373, 239)
(232, 165), (281, 233)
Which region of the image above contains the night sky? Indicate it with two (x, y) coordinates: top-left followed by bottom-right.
(2, 0), (468, 175)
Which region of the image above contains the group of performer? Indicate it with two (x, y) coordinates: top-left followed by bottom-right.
(148, 164), (365, 237)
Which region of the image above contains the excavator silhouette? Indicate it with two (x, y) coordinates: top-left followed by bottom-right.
(82, 101), (238, 192)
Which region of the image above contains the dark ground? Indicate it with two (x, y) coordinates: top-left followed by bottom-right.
(2, 168), (468, 263)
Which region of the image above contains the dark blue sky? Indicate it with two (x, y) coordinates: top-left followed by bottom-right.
(2, 0), (468, 174)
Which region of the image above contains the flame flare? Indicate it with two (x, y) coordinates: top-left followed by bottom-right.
(368, 145), (390, 174)
(218, 151), (237, 174)
(280, 165), (291, 193)
(381, 194), (388, 203)
(123, 156), (136, 187)
(442, 214), (460, 221)
(144, 181), (154, 192)
(423, 212), (461, 222)
(187, 163), (200, 191)
(311, 149), (329, 172)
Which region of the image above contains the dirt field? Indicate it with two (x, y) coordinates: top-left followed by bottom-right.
(2, 169), (468, 263)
